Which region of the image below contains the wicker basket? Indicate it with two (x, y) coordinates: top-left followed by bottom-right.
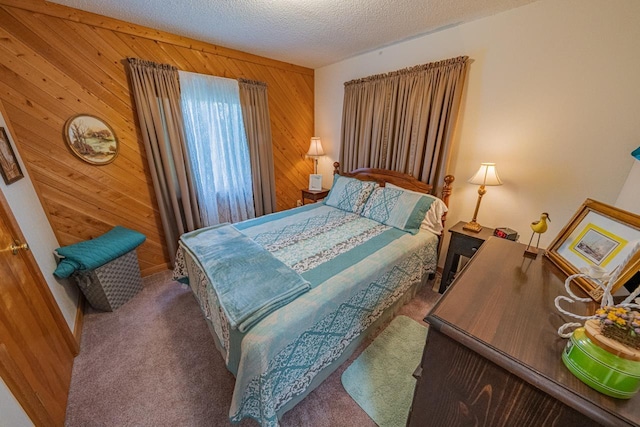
(597, 306), (640, 350)
(602, 324), (640, 350)
(73, 249), (143, 312)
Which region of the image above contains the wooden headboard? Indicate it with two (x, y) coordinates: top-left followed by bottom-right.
(332, 162), (454, 210)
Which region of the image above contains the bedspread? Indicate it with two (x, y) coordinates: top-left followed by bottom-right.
(174, 203), (438, 426)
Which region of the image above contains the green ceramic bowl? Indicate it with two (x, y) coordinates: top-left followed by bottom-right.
(562, 327), (640, 399)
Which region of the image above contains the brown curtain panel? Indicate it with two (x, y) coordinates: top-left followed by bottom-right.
(340, 56), (469, 192)
(126, 58), (201, 263)
(238, 79), (277, 216)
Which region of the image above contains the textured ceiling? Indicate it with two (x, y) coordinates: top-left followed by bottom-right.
(48, 0), (538, 68)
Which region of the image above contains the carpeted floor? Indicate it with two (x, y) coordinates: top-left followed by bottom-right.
(65, 271), (441, 427)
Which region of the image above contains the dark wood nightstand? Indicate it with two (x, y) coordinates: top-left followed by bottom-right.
(301, 188), (329, 205)
(439, 221), (495, 293)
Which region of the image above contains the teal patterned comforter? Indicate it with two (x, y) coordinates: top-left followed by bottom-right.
(174, 203), (438, 426)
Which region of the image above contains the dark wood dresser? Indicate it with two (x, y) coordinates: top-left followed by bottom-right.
(408, 237), (640, 426)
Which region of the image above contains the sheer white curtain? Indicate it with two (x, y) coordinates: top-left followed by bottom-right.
(179, 71), (255, 225)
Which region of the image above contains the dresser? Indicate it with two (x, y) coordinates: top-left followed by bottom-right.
(408, 237), (640, 426)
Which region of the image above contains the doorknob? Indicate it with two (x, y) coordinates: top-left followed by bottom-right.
(10, 240), (29, 255)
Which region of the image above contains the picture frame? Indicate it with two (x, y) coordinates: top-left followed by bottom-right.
(64, 114), (118, 165)
(0, 127), (24, 185)
(309, 174), (323, 191)
(545, 199), (640, 301)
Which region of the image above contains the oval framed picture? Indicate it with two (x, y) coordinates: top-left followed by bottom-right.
(64, 114), (118, 165)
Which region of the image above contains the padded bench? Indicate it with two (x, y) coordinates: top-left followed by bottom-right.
(54, 226), (146, 311)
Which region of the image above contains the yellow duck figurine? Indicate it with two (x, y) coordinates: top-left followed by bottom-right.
(525, 212), (550, 257)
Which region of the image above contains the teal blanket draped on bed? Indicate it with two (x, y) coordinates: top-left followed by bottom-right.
(179, 223), (310, 333)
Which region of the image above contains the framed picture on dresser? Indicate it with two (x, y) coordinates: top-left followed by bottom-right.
(545, 199), (640, 301)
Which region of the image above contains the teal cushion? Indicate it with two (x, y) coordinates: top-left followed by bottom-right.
(361, 187), (435, 234)
(54, 226), (146, 278)
(324, 175), (377, 214)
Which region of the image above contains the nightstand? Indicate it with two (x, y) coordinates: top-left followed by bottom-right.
(301, 188), (329, 205)
(439, 221), (495, 293)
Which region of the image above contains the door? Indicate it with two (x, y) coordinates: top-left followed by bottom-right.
(0, 191), (76, 426)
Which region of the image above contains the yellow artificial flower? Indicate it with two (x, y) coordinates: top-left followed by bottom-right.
(616, 317), (627, 326)
(607, 312), (618, 321)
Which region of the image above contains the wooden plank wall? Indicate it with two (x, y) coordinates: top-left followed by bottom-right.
(0, 0), (314, 275)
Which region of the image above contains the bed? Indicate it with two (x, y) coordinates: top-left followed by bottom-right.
(173, 164), (454, 426)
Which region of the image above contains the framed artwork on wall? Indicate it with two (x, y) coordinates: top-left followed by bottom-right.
(545, 198), (640, 301)
(0, 126), (24, 185)
(64, 114), (119, 165)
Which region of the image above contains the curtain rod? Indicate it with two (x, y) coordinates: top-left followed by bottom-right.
(344, 55), (469, 86)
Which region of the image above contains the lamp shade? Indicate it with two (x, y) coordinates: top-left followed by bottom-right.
(468, 163), (502, 186)
(307, 137), (325, 157)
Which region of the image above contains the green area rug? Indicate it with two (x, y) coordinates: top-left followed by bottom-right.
(341, 315), (428, 427)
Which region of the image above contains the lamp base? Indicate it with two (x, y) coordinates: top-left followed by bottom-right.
(463, 220), (482, 233)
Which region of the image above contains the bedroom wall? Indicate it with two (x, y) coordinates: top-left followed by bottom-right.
(315, 0), (640, 265)
(0, 377), (32, 427)
(616, 160), (640, 215)
(0, 0), (314, 276)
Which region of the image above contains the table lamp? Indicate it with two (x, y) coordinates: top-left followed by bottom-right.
(306, 137), (325, 190)
(463, 162), (502, 232)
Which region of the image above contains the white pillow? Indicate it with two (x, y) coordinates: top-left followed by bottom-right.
(385, 183), (448, 235)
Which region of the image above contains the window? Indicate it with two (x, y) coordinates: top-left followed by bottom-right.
(179, 71), (255, 225)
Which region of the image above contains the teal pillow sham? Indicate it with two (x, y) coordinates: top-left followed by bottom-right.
(385, 183), (447, 235)
(324, 175), (377, 214)
(361, 186), (435, 234)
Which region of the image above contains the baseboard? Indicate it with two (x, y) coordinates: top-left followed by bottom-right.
(72, 294), (85, 355)
(141, 263), (172, 277)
